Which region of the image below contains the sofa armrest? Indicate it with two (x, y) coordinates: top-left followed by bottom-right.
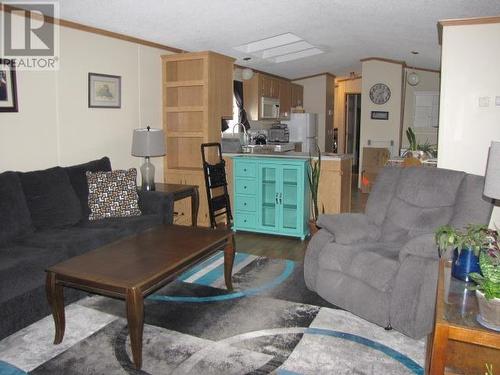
(399, 233), (439, 263)
(137, 190), (174, 224)
(316, 213), (381, 245)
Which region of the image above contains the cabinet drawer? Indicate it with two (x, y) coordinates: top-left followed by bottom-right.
(235, 162), (256, 178)
(235, 178), (256, 195)
(235, 195), (256, 212)
(235, 212), (256, 228)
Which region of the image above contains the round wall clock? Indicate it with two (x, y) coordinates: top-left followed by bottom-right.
(369, 83), (391, 105)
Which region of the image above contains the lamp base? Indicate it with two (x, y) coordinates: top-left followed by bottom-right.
(140, 157), (155, 191)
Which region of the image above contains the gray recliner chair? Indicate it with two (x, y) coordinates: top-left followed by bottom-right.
(304, 166), (493, 339)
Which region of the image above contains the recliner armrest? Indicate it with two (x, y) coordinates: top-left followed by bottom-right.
(137, 190), (174, 224)
(316, 213), (381, 245)
(399, 233), (439, 263)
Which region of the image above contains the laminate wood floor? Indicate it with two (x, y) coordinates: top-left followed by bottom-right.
(231, 188), (368, 262)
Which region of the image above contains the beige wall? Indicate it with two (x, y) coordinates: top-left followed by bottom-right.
(358, 60), (404, 186)
(0, 11), (171, 183)
(401, 69), (440, 148)
(438, 22), (500, 224)
(334, 77), (362, 153)
(293, 75), (327, 151)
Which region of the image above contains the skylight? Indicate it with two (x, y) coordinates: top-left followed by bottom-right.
(234, 33), (323, 63)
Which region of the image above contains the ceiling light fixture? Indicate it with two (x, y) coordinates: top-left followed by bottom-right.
(407, 51), (420, 86)
(241, 68), (254, 80)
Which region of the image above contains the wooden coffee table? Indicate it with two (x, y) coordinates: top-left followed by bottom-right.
(46, 225), (234, 370)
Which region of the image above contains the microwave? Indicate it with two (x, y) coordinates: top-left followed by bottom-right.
(261, 97), (280, 119)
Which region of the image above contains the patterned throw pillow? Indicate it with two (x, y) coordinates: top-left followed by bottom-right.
(86, 169), (141, 220)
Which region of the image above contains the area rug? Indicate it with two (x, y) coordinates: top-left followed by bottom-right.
(0, 251), (425, 374)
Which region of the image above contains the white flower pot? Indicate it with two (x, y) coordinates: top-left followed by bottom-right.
(476, 289), (500, 328)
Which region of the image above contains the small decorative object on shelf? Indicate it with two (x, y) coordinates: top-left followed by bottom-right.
(131, 126), (166, 191)
(469, 229), (500, 330)
(435, 224), (488, 282)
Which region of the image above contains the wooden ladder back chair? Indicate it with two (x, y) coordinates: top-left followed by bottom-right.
(201, 143), (233, 229)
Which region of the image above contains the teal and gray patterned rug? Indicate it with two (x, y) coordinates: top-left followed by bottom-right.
(0, 251), (425, 374)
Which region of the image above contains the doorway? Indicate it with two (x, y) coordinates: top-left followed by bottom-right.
(345, 93), (361, 175)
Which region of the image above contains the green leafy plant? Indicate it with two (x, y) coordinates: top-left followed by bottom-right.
(470, 229), (500, 300)
(405, 127), (437, 157)
(485, 363), (494, 375)
(406, 128), (418, 151)
(307, 143), (321, 221)
(435, 224), (489, 258)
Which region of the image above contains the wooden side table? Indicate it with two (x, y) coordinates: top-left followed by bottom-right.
(154, 183), (199, 227)
(426, 260), (500, 374)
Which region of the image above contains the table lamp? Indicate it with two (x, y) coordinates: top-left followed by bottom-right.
(484, 141), (500, 201)
(131, 126), (165, 191)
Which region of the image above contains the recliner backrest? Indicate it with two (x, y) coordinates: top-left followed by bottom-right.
(365, 166), (491, 242)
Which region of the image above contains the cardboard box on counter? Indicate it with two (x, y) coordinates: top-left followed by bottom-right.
(361, 147), (390, 193)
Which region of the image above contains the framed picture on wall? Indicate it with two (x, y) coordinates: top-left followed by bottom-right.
(0, 59), (18, 113)
(88, 73), (121, 108)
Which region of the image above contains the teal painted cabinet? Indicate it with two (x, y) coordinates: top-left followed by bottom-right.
(233, 156), (309, 239)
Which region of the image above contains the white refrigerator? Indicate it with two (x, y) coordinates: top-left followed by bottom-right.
(283, 113), (318, 153)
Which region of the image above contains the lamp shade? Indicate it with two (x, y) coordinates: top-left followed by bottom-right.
(484, 141), (500, 199)
(131, 127), (165, 157)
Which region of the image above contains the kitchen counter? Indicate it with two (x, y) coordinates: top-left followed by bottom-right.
(223, 152), (353, 160)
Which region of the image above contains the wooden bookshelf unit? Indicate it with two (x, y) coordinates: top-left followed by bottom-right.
(162, 51), (234, 226)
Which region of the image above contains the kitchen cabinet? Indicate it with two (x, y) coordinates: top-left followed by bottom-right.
(290, 83), (304, 108)
(279, 80), (291, 118)
(243, 72), (302, 121)
(232, 157), (309, 239)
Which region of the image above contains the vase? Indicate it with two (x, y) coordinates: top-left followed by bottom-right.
(451, 247), (480, 282)
(476, 290), (500, 329)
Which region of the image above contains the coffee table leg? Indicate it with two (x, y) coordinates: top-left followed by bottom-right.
(224, 236), (235, 291)
(46, 271), (65, 345)
(191, 186), (199, 227)
(126, 287), (144, 370)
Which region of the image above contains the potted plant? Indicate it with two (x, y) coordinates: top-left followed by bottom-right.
(307, 143), (321, 235)
(435, 224), (488, 282)
(404, 128), (437, 160)
(469, 230), (500, 329)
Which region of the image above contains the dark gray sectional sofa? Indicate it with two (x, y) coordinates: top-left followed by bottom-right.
(0, 157), (174, 339)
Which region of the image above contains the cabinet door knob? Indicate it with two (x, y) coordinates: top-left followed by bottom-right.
(244, 168), (247, 172)
(244, 186), (247, 189)
(244, 202), (247, 206)
(244, 219), (247, 222)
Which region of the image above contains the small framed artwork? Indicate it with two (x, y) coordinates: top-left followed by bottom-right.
(371, 111), (389, 120)
(0, 59), (18, 113)
(88, 73), (121, 108)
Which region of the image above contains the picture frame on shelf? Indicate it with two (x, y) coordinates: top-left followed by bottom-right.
(88, 73), (121, 108)
(0, 59), (18, 113)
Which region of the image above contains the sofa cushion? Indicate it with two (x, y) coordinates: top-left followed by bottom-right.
(87, 169), (141, 220)
(0, 172), (33, 245)
(0, 245), (68, 303)
(18, 167), (82, 229)
(16, 227), (128, 258)
(450, 173), (492, 228)
(65, 157), (111, 220)
(317, 213), (381, 244)
(79, 214), (162, 234)
(319, 241), (402, 292)
(380, 167), (465, 241)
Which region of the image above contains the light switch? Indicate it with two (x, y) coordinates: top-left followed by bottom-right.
(496, 96), (500, 106)
(479, 97), (490, 107)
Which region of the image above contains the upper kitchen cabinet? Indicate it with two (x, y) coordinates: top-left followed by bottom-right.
(243, 72), (302, 121)
(290, 83), (304, 108)
(279, 80), (291, 119)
